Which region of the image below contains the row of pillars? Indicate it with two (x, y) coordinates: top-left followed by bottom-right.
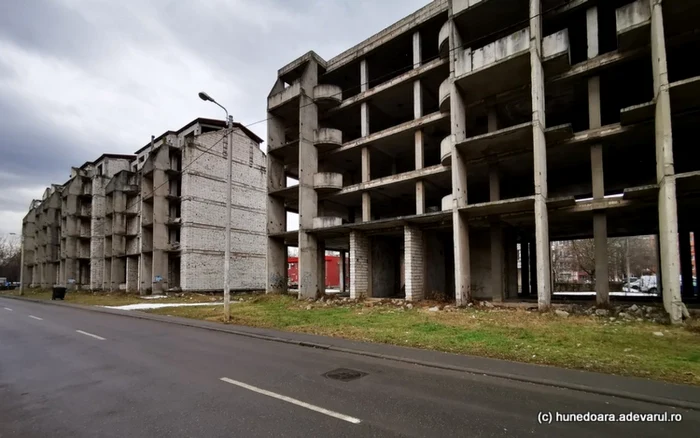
(448, 2), (689, 322)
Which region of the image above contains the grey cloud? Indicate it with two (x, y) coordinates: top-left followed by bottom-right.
(0, 0), (432, 234)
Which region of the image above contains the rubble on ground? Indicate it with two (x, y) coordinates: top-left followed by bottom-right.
(293, 295), (674, 324)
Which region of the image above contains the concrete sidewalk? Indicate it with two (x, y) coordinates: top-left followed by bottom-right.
(3, 294), (700, 410)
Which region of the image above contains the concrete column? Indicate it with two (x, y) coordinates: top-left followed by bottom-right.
(530, 240), (538, 296)
(359, 58), (371, 223)
(415, 130), (425, 215)
(266, 114), (287, 294)
(362, 147), (371, 221)
(413, 31), (422, 69)
(695, 231), (700, 282)
(650, 0), (685, 323)
(680, 229), (693, 298)
(449, 21), (470, 306)
(111, 257), (125, 291)
(506, 232), (519, 299)
(489, 162), (504, 301)
(152, 166), (169, 293)
(298, 62), (321, 300)
(521, 240), (530, 296)
(90, 177), (105, 290)
(349, 231), (370, 299)
(126, 256), (138, 291)
(587, 7), (609, 307)
(339, 251), (346, 294)
(65, 235), (77, 290)
(317, 241), (326, 294)
(530, 0), (551, 309)
(404, 225), (425, 301)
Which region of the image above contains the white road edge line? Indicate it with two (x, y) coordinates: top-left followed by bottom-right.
(3, 307), (12, 311)
(220, 377), (362, 425)
(28, 315), (43, 320)
(76, 330), (106, 341)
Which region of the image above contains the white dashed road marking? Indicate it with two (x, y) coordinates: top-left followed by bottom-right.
(220, 377), (362, 424)
(76, 330), (106, 341)
(28, 315), (43, 320)
(3, 307), (12, 311)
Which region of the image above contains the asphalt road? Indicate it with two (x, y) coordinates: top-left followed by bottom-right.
(1, 297), (699, 437)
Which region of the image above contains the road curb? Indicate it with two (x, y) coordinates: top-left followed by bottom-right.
(3, 294), (700, 411)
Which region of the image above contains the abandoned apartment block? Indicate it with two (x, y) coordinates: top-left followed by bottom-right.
(265, 0), (700, 323)
(21, 118), (267, 293)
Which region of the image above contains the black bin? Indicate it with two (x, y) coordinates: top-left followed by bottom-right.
(52, 287), (67, 300)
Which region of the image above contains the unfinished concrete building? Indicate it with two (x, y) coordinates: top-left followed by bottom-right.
(22, 118), (267, 294)
(266, 0), (699, 322)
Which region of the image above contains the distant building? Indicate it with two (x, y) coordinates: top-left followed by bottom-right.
(21, 118), (267, 293)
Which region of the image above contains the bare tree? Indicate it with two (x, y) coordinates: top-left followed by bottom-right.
(0, 236), (21, 281)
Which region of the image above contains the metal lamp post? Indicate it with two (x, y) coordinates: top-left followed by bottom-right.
(199, 91), (233, 322)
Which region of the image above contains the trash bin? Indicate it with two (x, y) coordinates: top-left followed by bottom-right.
(52, 286), (67, 300)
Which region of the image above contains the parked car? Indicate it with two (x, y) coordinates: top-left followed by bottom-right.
(622, 275), (658, 294)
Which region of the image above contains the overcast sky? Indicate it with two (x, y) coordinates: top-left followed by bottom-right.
(0, 0), (429, 236)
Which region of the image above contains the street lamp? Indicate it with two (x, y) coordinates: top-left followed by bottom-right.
(199, 91), (233, 321)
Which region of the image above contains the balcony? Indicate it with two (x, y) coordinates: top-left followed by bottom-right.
(314, 128), (342, 153)
(440, 136), (453, 166)
(313, 84), (342, 110)
(312, 216), (343, 229)
(542, 29), (570, 76)
(79, 185), (92, 198)
(438, 21), (450, 59)
(166, 217), (182, 227)
(441, 195), (452, 211)
(313, 173), (343, 193)
(268, 81), (301, 111)
(616, 0), (651, 52)
(454, 28), (531, 102)
(77, 208), (92, 219)
(439, 78), (451, 113)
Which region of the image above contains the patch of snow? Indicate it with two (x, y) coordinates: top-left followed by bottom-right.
(103, 302), (225, 311)
(142, 295), (169, 300)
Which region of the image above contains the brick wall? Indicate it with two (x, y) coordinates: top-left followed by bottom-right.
(404, 225), (425, 301)
(350, 231), (370, 299)
(179, 128), (266, 291)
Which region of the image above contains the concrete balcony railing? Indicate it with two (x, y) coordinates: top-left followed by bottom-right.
(616, 0), (651, 51)
(438, 21), (450, 58)
(439, 78), (451, 113)
(440, 136), (453, 166)
(542, 29), (570, 75)
(452, 0), (484, 16)
(314, 128), (342, 153)
(441, 195), (452, 211)
(312, 216), (343, 229)
(268, 81), (301, 110)
(313, 84), (342, 110)
(313, 172), (343, 193)
(454, 28), (530, 101)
